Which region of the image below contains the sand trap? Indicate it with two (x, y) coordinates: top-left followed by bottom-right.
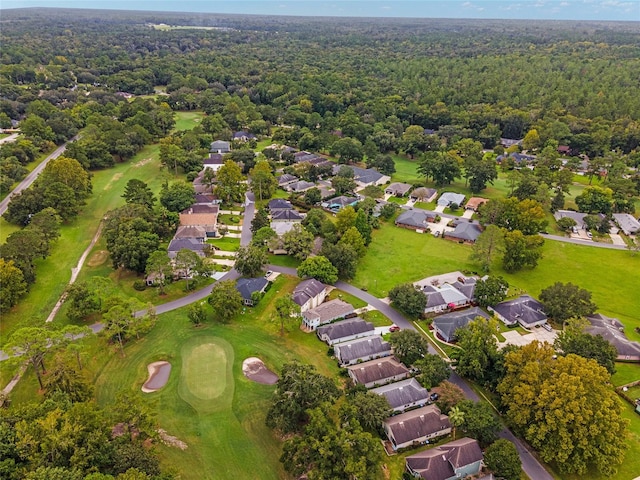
(242, 357), (278, 385)
(142, 361), (172, 393)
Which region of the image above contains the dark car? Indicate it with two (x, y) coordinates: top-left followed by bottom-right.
(429, 392), (439, 402)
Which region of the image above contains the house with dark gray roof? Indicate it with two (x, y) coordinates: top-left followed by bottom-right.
(554, 210), (604, 230)
(489, 295), (547, 328)
(292, 278), (328, 312)
(203, 153), (224, 171)
(421, 279), (476, 314)
(173, 225), (207, 242)
(302, 299), (354, 331)
(383, 405), (452, 450)
(346, 357), (410, 389)
(443, 221), (483, 244)
(405, 437), (483, 480)
(395, 209), (437, 231)
(437, 192), (466, 207)
(317, 318), (375, 346)
(432, 307), (490, 343)
(332, 165), (391, 188)
(334, 336), (392, 366)
(496, 152), (536, 166)
(613, 213), (640, 236)
(586, 314), (640, 362)
(168, 238), (206, 259)
(210, 140), (231, 154)
(371, 378), (430, 412)
(386, 182), (413, 197)
(271, 209), (304, 222)
(232, 131), (256, 141)
(267, 198), (293, 212)
(410, 187), (438, 203)
(277, 173), (298, 187)
(235, 277), (269, 306)
(323, 195), (358, 212)
(286, 180), (316, 193)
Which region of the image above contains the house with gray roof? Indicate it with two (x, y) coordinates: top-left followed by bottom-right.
(235, 277), (269, 306)
(437, 192), (466, 207)
(332, 165), (391, 188)
(286, 180), (316, 193)
(405, 437), (483, 480)
(232, 131), (256, 142)
(554, 210), (604, 230)
(292, 278), (328, 312)
(347, 356), (410, 389)
(317, 318), (375, 346)
(586, 314), (640, 362)
(420, 279), (476, 314)
(271, 209), (304, 222)
(277, 173), (298, 187)
(203, 153), (224, 171)
(432, 307), (490, 343)
(500, 138), (523, 148)
(410, 187), (438, 203)
(167, 238), (206, 259)
(334, 335), (392, 366)
(386, 182), (413, 197)
(371, 378), (430, 412)
(443, 221), (483, 244)
(267, 198), (293, 212)
(302, 299), (354, 331)
(323, 195), (358, 212)
(395, 209), (437, 231)
(173, 225), (207, 242)
(489, 295), (547, 328)
(210, 140), (231, 154)
(383, 405), (452, 450)
(613, 213), (640, 236)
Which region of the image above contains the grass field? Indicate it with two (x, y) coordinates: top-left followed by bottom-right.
(173, 111), (205, 132)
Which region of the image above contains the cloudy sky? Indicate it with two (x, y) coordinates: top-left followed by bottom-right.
(5, 0), (640, 21)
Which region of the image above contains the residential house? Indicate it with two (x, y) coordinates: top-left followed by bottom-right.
(489, 295), (547, 328)
(267, 198), (293, 212)
(383, 405), (452, 450)
(500, 138), (523, 148)
(167, 238), (206, 259)
(464, 197), (488, 211)
(193, 172), (213, 195)
(235, 277), (269, 306)
(554, 210), (604, 230)
(332, 165), (391, 188)
(496, 152), (536, 167)
(286, 180), (316, 193)
(371, 378), (430, 413)
(317, 318), (375, 346)
(612, 213), (640, 236)
(203, 153), (224, 171)
(432, 307), (490, 343)
(443, 221), (483, 244)
(232, 131), (256, 142)
(302, 299), (354, 331)
(210, 140), (231, 154)
(333, 336), (392, 366)
(420, 279), (476, 314)
(316, 181), (336, 199)
(294, 151), (321, 163)
(437, 192), (466, 208)
(271, 209), (304, 222)
(405, 437), (483, 480)
(585, 314), (640, 362)
(179, 204), (218, 238)
(386, 182), (413, 197)
(194, 193), (219, 204)
(173, 225), (206, 243)
(346, 356), (410, 389)
(323, 195), (358, 212)
(410, 187), (438, 203)
(557, 145), (573, 156)
(277, 173), (298, 188)
(270, 221), (299, 236)
(395, 209), (437, 231)
(292, 278), (329, 312)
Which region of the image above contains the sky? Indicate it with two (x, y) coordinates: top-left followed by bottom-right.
(4, 0), (640, 21)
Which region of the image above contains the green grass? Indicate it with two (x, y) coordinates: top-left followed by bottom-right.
(360, 310), (393, 327)
(208, 236), (241, 251)
(172, 111), (205, 132)
(390, 155), (421, 184)
(386, 195), (407, 205)
(218, 213), (242, 224)
(268, 254), (300, 268)
(612, 363), (640, 387)
(326, 288), (367, 309)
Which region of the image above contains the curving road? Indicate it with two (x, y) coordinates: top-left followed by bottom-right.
(540, 233), (627, 250)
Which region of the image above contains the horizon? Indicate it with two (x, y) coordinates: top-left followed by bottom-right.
(4, 1), (640, 22)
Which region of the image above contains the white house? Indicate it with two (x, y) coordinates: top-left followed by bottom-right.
(292, 278), (329, 312)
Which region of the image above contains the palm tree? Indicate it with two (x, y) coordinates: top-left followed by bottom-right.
(449, 405), (465, 440)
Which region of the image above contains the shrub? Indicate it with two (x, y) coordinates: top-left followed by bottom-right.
(133, 280), (147, 291)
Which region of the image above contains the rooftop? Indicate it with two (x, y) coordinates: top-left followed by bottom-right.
(493, 295), (547, 326)
(371, 378), (429, 409)
(292, 278), (327, 307)
(383, 405), (451, 446)
(235, 277), (269, 302)
(346, 356), (410, 385)
(303, 299), (354, 325)
(317, 317), (374, 342)
(334, 336), (391, 364)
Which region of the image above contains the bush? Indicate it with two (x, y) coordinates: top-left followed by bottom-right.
(133, 280), (147, 291)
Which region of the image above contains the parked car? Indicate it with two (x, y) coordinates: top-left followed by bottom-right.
(429, 392), (439, 402)
(389, 325), (401, 332)
(542, 323), (553, 332)
(265, 270), (273, 278)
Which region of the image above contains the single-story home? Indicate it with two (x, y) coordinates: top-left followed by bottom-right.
(443, 222), (483, 244)
(332, 165), (391, 188)
(500, 138), (523, 148)
(235, 277), (270, 306)
(437, 192), (466, 208)
(277, 173), (298, 187)
(346, 356), (410, 389)
(317, 317), (375, 346)
(612, 213), (640, 236)
(371, 378), (430, 413)
(167, 238), (206, 259)
(267, 198), (293, 212)
(420, 279), (476, 314)
(271, 209), (304, 222)
(270, 221), (299, 236)
(334, 335), (392, 366)
(585, 313), (640, 362)
(554, 210), (604, 230)
(410, 187), (438, 203)
(489, 295), (547, 328)
(432, 306), (490, 343)
(203, 153), (224, 171)
(232, 131), (256, 142)
(292, 278), (329, 312)
(302, 299), (354, 331)
(496, 152), (536, 166)
(383, 405), (452, 450)
(173, 225), (207, 243)
(405, 437), (483, 480)
(286, 180), (316, 193)
(385, 182), (413, 197)
(323, 196), (358, 212)
(395, 209), (438, 231)
(464, 197), (488, 212)
(210, 140), (231, 154)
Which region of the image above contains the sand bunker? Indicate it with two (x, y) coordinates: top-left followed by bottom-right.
(242, 357), (278, 385)
(142, 361), (172, 393)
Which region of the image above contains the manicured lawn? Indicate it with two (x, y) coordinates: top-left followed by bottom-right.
(208, 236), (241, 251)
(268, 254), (300, 268)
(612, 363), (640, 387)
(360, 310), (393, 327)
(218, 213), (242, 225)
(387, 195), (407, 205)
(326, 288), (367, 309)
(172, 111), (205, 132)
(390, 155), (421, 184)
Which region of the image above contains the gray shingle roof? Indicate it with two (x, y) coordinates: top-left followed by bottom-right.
(167, 238), (205, 256)
(437, 192), (466, 207)
(432, 306), (489, 342)
(334, 336), (391, 364)
(346, 357), (410, 386)
(384, 405), (451, 446)
(277, 173), (298, 185)
(612, 213), (640, 235)
(395, 209), (435, 229)
(268, 198), (293, 211)
(235, 277), (269, 302)
(493, 295), (547, 326)
(386, 182), (412, 196)
(271, 209), (304, 221)
(303, 299), (354, 325)
(405, 437), (482, 480)
(317, 318), (374, 342)
(446, 222), (482, 242)
(332, 165), (387, 185)
(371, 378), (429, 409)
(586, 313), (640, 359)
(292, 278), (327, 307)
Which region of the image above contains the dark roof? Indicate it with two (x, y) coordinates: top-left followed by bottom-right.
(432, 306), (489, 342)
(204, 153), (224, 165)
(233, 131), (256, 140)
(371, 378), (429, 409)
(446, 222), (482, 242)
(303, 299), (354, 325)
(405, 437), (482, 480)
(497, 152), (536, 164)
(195, 194), (216, 204)
(287, 180), (316, 191)
(182, 204), (219, 215)
(326, 196), (357, 208)
(271, 209), (304, 221)
(586, 314), (640, 359)
(174, 225), (207, 240)
(292, 278), (327, 306)
(493, 295), (547, 325)
(277, 173), (298, 185)
(317, 318), (374, 342)
(395, 209), (435, 229)
(410, 187), (437, 200)
(334, 336), (391, 364)
(235, 277), (269, 301)
(167, 238), (205, 255)
(268, 198), (293, 211)
(346, 357), (410, 385)
(384, 405), (451, 446)
(386, 182), (413, 196)
(331, 165), (387, 185)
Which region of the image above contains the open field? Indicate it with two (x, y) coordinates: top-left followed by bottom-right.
(173, 111), (205, 132)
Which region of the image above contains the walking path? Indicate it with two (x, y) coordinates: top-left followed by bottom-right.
(540, 233), (627, 250)
(0, 132), (19, 145)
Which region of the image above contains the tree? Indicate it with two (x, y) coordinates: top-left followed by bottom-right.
(304, 187), (321, 205)
(234, 245), (268, 277)
(251, 226), (277, 248)
(474, 276), (509, 307)
(555, 319), (617, 374)
(6, 327), (60, 389)
(367, 154), (396, 175)
(388, 330), (431, 366)
(282, 223), (314, 260)
(469, 224), (504, 272)
(331, 174), (356, 195)
(434, 381), (465, 413)
(575, 185), (613, 214)
(297, 255), (338, 284)
(39, 156), (91, 201)
(452, 317), (501, 386)
(251, 207), (270, 233)
(539, 282), (597, 323)
(144, 250), (173, 295)
(188, 301), (208, 326)
(215, 159), (247, 204)
(174, 248), (203, 291)
(330, 137), (364, 164)
(498, 342), (628, 476)
(457, 400), (501, 446)
(484, 439), (522, 480)
(339, 227), (366, 257)
(556, 216), (577, 231)
(43, 352), (93, 403)
(0, 258), (27, 312)
(502, 230), (544, 273)
(321, 242), (359, 279)
(354, 208), (372, 245)
(335, 205), (357, 235)
(208, 280), (243, 323)
(122, 179), (155, 209)
(418, 150), (462, 187)
(466, 156), (498, 193)
(448, 405), (465, 440)
(159, 182), (195, 213)
(388, 283), (426, 318)
(413, 354), (450, 389)
(249, 160), (277, 201)
(274, 295), (301, 336)
(65, 281), (102, 321)
(343, 391), (391, 432)
(266, 362), (341, 433)
(28, 207), (61, 244)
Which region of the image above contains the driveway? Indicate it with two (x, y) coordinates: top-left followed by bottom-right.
(461, 209), (474, 219)
(434, 204), (446, 213)
(540, 233), (626, 250)
(498, 326), (557, 348)
(609, 233), (627, 246)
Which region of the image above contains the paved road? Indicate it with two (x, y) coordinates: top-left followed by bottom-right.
(0, 133), (19, 145)
(0, 136), (78, 216)
(540, 233), (627, 250)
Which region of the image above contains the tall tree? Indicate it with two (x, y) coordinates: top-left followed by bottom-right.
(6, 327), (60, 389)
(207, 280), (243, 323)
(249, 159), (277, 201)
(413, 354), (450, 389)
(0, 258), (27, 312)
(539, 282), (597, 323)
(474, 276), (509, 307)
(282, 223), (314, 261)
(122, 179), (156, 209)
(274, 295), (301, 336)
(484, 439), (522, 480)
(469, 224), (504, 272)
(502, 230), (544, 273)
(234, 245), (268, 277)
(215, 159), (247, 204)
(144, 250), (173, 295)
(174, 248), (203, 291)
(159, 181), (195, 213)
(388, 330), (431, 366)
(555, 319), (617, 374)
(418, 150), (462, 187)
(297, 255), (338, 285)
(452, 317), (501, 386)
(457, 400), (501, 446)
(388, 283), (426, 318)
(448, 406), (465, 440)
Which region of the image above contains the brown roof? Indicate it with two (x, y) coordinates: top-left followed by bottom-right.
(347, 356), (409, 385)
(406, 437), (482, 480)
(465, 197), (488, 210)
(174, 225), (207, 239)
(384, 405), (451, 446)
(302, 299), (354, 325)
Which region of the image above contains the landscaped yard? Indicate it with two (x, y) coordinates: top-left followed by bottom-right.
(208, 236), (241, 251)
(172, 111), (205, 132)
